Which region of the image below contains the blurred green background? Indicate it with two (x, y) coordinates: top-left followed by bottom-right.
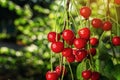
(0, 0), (120, 80)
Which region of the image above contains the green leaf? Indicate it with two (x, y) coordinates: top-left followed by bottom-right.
(76, 61), (85, 80)
(112, 64), (120, 80)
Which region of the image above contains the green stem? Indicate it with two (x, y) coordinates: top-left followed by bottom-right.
(54, 0), (64, 32)
(68, 62), (74, 80)
(50, 52), (53, 71)
(61, 57), (66, 80)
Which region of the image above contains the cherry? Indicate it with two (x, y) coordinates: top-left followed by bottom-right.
(91, 71), (100, 80)
(46, 71), (58, 80)
(87, 48), (96, 56)
(102, 21), (112, 31)
(75, 49), (87, 62)
(72, 48), (78, 55)
(114, 0), (120, 5)
(82, 70), (92, 79)
(47, 32), (60, 42)
(74, 38), (87, 49)
(80, 6), (91, 19)
(66, 54), (75, 63)
(90, 38), (99, 46)
(91, 18), (103, 28)
(51, 41), (64, 53)
(62, 29), (75, 41)
(112, 36), (120, 46)
(78, 27), (90, 40)
(66, 37), (75, 45)
(55, 66), (67, 76)
(62, 48), (73, 57)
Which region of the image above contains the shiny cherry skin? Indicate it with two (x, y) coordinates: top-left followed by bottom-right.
(62, 29), (75, 41)
(55, 66), (67, 76)
(87, 48), (96, 56)
(90, 38), (99, 46)
(66, 54), (75, 63)
(51, 41), (64, 53)
(75, 49), (87, 62)
(91, 71), (100, 80)
(112, 36), (120, 46)
(80, 6), (91, 19)
(46, 71), (58, 80)
(62, 48), (73, 57)
(82, 70), (92, 79)
(47, 32), (60, 42)
(91, 18), (103, 28)
(74, 38), (87, 49)
(102, 21), (112, 31)
(78, 27), (90, 40)
(66, 37), (75, 45)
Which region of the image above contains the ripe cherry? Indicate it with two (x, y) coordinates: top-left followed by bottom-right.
(82, 70), (92, 79)
(87, 48), (96, 56)
(62, 48), (73, 57)
(91, 18), (103, 28)
(91, 71), (100, 80)
(102, 21), (112, 31)
(80, 6), (91, 19)
(112, 36), (120, 46)
(46, 71), (58, 80)
(90, 38), (99, 46)
(66, 37), (75, 45)
(51, 41), (64, 53)
(55, 66), (67, 76)
(72, 48), (78, 55)
(47, 32), (60, 42)
(66, 54), (75, 63)
(75, 49), (87, 62)
(62, 29), (75, 41)
(78, 27), (90, 40)
(114, 0), (120, 5)
(74, 38), (87, 49)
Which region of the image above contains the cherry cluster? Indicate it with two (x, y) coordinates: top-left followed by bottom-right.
(82, 70), (100, 80)
(46, 2), (120, 80)
(48, 27), (99, 62)
(46, 65), (66, 80)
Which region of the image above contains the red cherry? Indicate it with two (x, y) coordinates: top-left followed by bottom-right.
(72, 48), (78, 55)
(62, 29), (75, 41)
(112, 36), (120, 46)
(74, 38), (87, 49)
(75, 49), (87, 62)
(51, 41), (64, 53)
(62, 48), (73, 57)
(87, 48), (96, 56)
(102, 21), (112, 31)
(46, 71), (58, 80)
(80, 6), (91, 19)
(66, 37), (76, 45)
(91, 18), (103, 28)
(55, 66), (67, 76)
(91, 71), (100, 80)
(82, 70), (92, 79)
(47, 32), (60, 42)
(78, 27), (90, 40)
(114, 0), (120, 5)
(90, 38), (99, 46)
(66, 54), (75, 63)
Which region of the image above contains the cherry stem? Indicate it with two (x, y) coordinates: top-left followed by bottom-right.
(60, 0), (70, 79)
(86, 0), (91, 7)
(61, 58), (66, 80)
(106, 0), (110, 20)
(68, 62), (74, 80)
(50, 52), (53, 71)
